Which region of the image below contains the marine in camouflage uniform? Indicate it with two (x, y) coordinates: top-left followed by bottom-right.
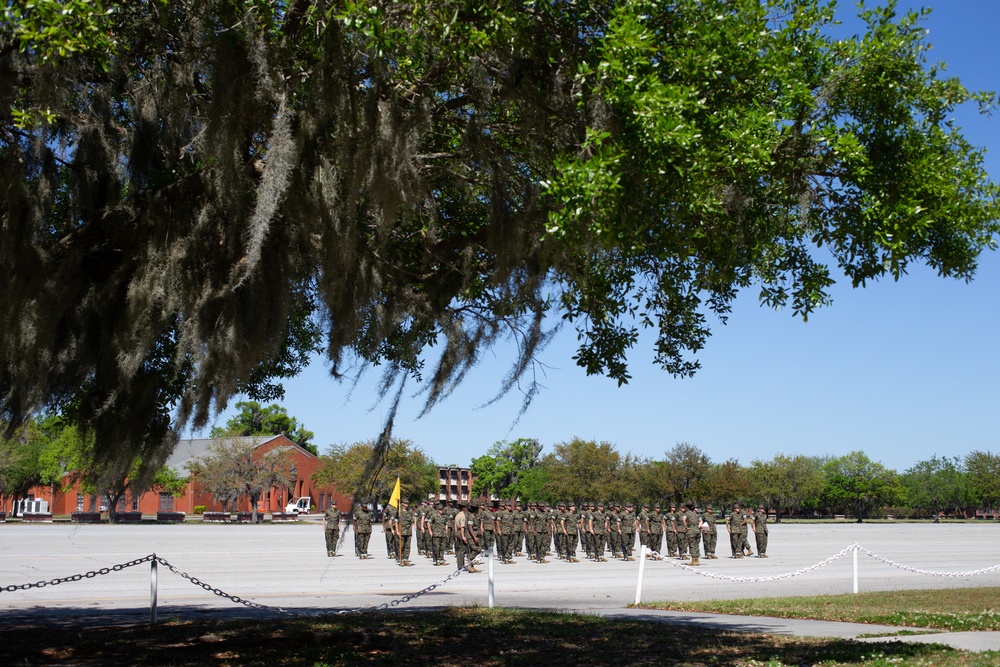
(444, 500), (458, 554)
(563, 503), (580, 562)
(681, 501), (702, 565)
(589, 504), (608, 561)
(323, 501), (340, 557)
(418, 500), (434, 558)
(454, 503), (481, 573)
(384, 503), (398, 559)
(754, 507), (769, 557)
(511, 502), (526, 557)
(497, 502), (517, 563)
(637, 504), (651, 557)
(531, 503), (550, 563)
(353, 503), (373, 559)
(648, 504), (664, 558)
(607, 505), (622, 558)
(552, 501), (569, 561)
(620, 503), (637, 560)
(430, 503), (450, 565)
(664, 505), (679, 557)
(725, 504), (744, 558)
(739, 507), (754, 556)
(701, 505), (718, 559)
(394, 500), (415, 566)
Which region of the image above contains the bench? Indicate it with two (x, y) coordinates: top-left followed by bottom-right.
(71, 511), (103, 523)
(235, 512), (264, 524)
(156, 511), (186, 523)
(270, 512), (298, 522)
(114, 511), (143, 523)
(22, 513), (53, 523)
(202, 512), (231, 523)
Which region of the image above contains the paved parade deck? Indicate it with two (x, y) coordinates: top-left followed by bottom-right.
(2, 520), (999, 650)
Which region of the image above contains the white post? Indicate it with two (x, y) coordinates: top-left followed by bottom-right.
(150, 556), (158, 626)
(634, 545), (648, 605)
(487, 547), (495, 608)
(852, 545), (859, 594)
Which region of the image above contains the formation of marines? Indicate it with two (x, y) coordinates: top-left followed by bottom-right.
(346, 498), (771, 566)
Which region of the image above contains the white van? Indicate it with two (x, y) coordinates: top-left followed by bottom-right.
(284, 497), (312, 514)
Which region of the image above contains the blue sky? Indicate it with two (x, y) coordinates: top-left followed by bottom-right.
(192, 1), (999, 473)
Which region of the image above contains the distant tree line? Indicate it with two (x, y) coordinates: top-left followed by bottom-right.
(470, 440), (1000, 523)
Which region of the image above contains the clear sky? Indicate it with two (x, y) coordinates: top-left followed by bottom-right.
(191, 1), (1000, 473)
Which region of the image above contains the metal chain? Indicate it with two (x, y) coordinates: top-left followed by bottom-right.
(10, 544), (999, 614)
(155, 552), (485, 617)
(153, 556), (295, 615)
(0, 555), (155, 594)
(854, 545), (1000, 578)
(646, 544), (858, 583)
(332, 553), (485, 615)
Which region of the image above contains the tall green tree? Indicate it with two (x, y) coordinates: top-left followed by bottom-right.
(964, 450), (1000, 511)
(822, 451), (903, 522)
(542, 438), (624, 502)
(901, 455), (972, 518)
(187, 437), (295, 522)
(748, 454), (826, 521)
(211, 401), (316, 455)
(661, 442), (712, 505)
(2, 0), (997, 476)
(312, 438), (438, 506)
(470, 438), (543, 500)
(703, 458), (752, 511)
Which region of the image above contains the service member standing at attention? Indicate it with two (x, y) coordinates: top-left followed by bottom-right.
(589, 503), (608, 561)
(754, 506), (769, 557)
(637, 503), (651, 556)
(682, 500), (702, 566)
(701, 505), (718, 559)
(430, 502), (449, 566)
(726, 504), (742, 558)
(383, 502), (397, 560)
(353, 501), (373, 559)
(649, 504), (664, 558)
(620, 503), (637, 561)
(323, 500), (340, 557)
(395, 499), (415, 566)
(664, 504), (679, 558)
(455, 502), (479, 573)
(740, 506), (754, 557)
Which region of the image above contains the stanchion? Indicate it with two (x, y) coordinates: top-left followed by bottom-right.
(487, 547), (495, 608)
(150, 555), (158, 626)
(853, 545), (858, 594)
(634, 545), (648, 604)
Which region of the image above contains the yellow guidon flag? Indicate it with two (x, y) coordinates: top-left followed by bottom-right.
(388, 476), (401, 509)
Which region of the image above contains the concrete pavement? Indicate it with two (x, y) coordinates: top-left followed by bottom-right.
(1, 520), (999, 652)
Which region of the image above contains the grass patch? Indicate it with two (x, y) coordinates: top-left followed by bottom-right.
(636, 588), (1000, 631)
(3, 608), (1000, 666)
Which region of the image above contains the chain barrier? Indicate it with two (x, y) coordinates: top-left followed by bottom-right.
(0, 555), (155, 593)
(646, 543), (1000, 583)
(7, 544), (999, 613)
(853, 545), (1000, 578)
(646, 544), (859, 583)
(1, 551), (483, 618)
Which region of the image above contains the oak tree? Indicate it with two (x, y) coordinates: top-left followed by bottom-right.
(2, 0), (997, 480)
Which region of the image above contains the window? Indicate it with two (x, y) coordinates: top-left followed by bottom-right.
(76, 495), (84, 511)
(158, 493), (174, 511)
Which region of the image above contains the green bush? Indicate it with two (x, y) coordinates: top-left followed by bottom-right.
(193, 505), (206, 515)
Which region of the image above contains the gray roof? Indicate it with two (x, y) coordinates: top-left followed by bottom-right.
(165, 435), (281, 473)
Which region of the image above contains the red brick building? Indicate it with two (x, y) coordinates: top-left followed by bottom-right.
(3, 435), (350, 517)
